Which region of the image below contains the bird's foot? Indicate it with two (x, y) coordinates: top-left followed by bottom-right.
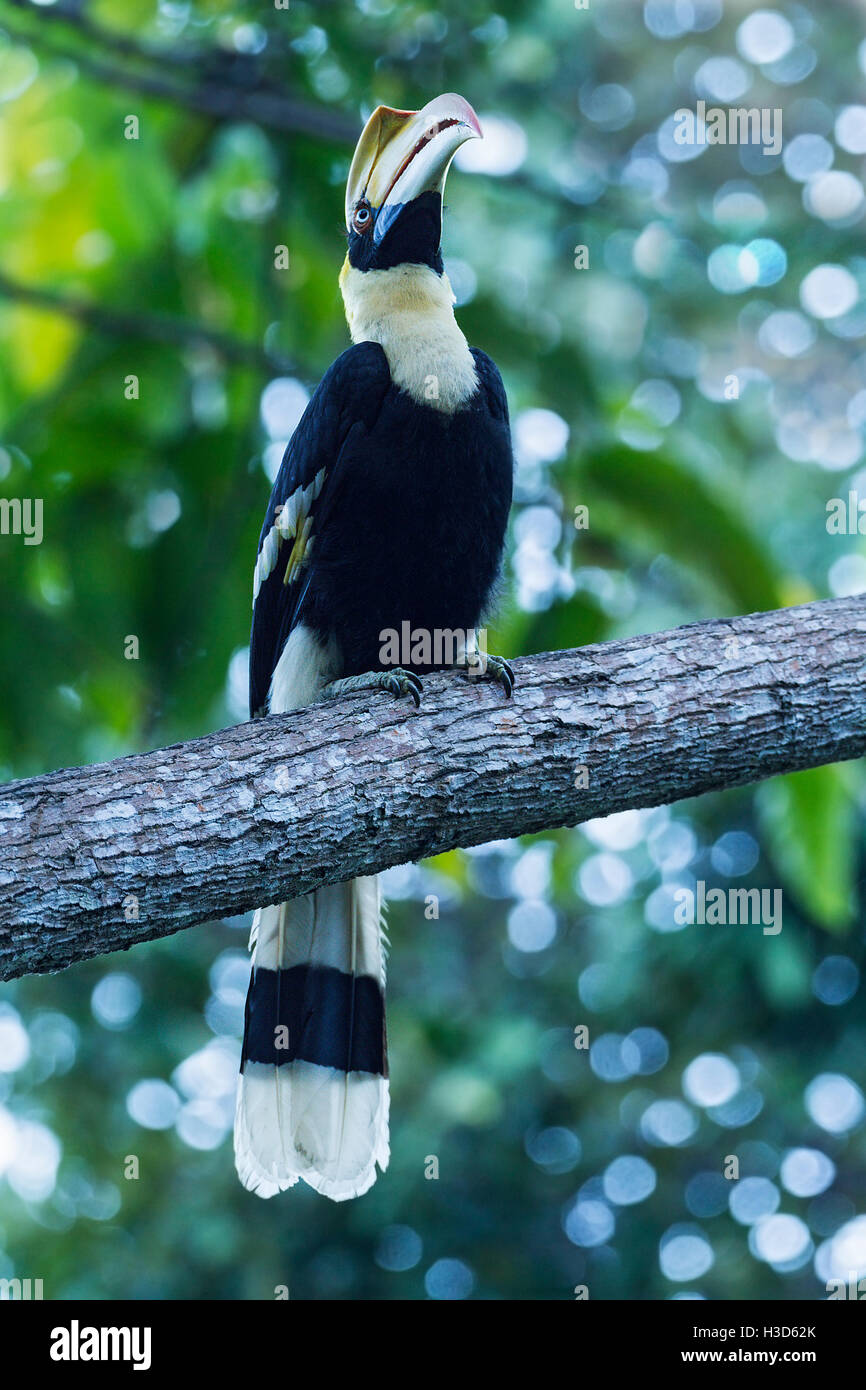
(457, 652), (515, 698)
(321, 668), (423, 709)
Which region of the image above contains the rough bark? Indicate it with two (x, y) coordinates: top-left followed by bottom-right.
(1, 596), (864, 981)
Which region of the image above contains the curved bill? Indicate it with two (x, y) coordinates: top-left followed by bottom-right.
(345, 92), (482, 243)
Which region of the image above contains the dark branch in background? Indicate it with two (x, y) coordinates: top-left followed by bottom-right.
(0, 0), (578, 372)
(0, 272), (299, 376)
(1, 597), (864, 982)
(7, 0), (242, 70)
(1, 0), (575, 206)
(2, 0), (360, 143)
(4, 0), (344, 74)
(34, 43), (359, 145)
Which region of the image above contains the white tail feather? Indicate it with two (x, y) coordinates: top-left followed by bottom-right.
(234, 876), (389, 1201)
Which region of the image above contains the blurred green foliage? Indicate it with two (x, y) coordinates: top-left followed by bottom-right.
(0, 0), (864, 1301)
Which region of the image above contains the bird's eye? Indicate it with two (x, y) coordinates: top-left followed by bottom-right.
(352, 202), (372, 234)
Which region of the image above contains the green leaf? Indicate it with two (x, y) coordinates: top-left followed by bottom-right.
(579, 446), (785, 616)
(756, 765), (857, 933)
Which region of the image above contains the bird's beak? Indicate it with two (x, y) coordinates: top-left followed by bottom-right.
(345, 93), (483, 244)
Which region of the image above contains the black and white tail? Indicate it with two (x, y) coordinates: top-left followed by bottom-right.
(234, 876), (389, 1200)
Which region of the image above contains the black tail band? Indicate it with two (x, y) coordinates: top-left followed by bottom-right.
(240, 964), (386, 1076)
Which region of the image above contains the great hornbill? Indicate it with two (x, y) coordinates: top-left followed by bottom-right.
(234, 93), (515, 1200)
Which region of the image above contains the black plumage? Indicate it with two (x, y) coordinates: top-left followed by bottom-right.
(347, 190), (445, 273)
(250, 341), (512, 712)
(243, 965), (386, 1074)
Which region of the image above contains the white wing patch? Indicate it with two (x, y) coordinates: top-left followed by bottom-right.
(252, 467), (326, 604)
(268, 622), (341, 713)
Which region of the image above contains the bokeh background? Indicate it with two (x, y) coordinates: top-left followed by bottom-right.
(0, 0), (865, 1301)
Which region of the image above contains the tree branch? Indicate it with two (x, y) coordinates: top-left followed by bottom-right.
(0, 272), (299, 376)
(1, 1), (579, 209)
(1, 0), (360, 144)
(1, 596), (863, 982)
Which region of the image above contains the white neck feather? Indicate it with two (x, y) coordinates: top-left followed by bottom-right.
(339, 262), (478, 415)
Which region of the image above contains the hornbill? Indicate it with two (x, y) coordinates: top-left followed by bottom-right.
(234, 94), (515, 1200)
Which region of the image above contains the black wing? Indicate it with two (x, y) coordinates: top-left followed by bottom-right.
(470, 348), (511, 429)
(249, 342), (391, 716)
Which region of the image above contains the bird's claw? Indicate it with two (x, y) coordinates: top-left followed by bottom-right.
(460, 653), (515, 698)
(384, 668), (423, 708)
(321, 667), (423, 708)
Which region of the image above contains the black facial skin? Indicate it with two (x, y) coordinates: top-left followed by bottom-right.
(347, 190), (445, 274)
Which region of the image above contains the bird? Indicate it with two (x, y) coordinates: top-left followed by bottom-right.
(234, 93), (515, 1201)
